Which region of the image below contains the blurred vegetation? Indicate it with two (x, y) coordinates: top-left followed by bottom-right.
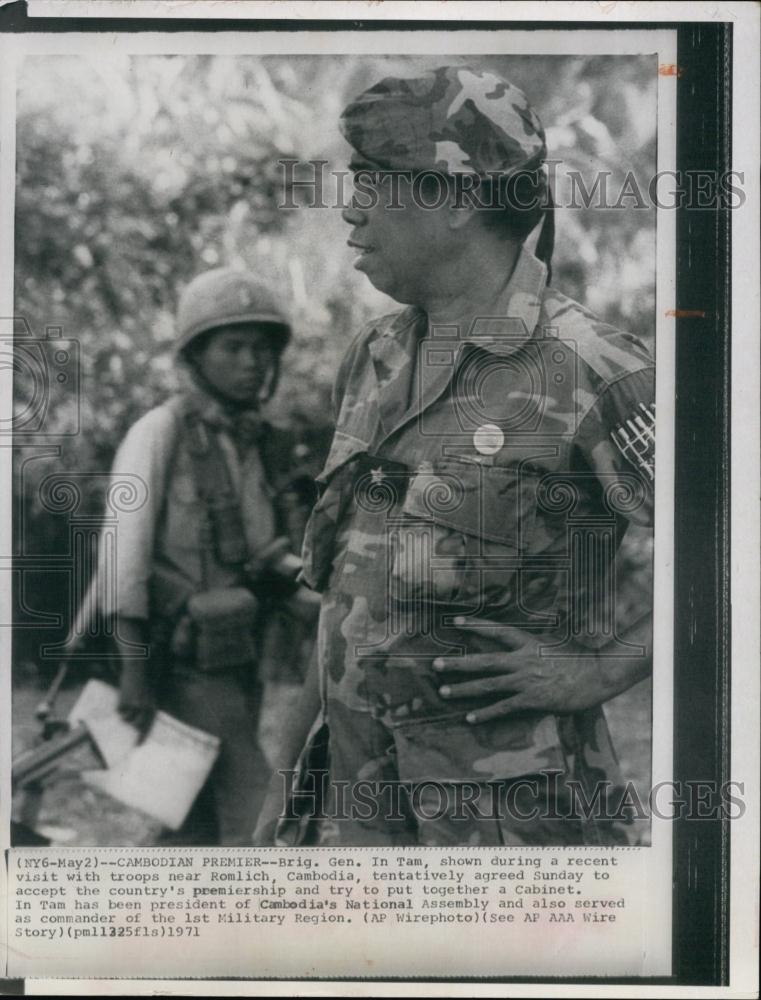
(13, 54), (656, 659)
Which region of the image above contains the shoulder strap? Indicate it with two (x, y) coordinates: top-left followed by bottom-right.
(179, 403), (250, 576)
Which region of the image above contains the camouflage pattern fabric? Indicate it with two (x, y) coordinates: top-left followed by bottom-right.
(319, 700), (614, 848)
(277, 700), (629, 847)
(340, 64), (546, 176)
(300, 245), (654, 846)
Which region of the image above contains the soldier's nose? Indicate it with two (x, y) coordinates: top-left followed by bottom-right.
(342, 203), (365, 226)
(238, 347), (260, 369)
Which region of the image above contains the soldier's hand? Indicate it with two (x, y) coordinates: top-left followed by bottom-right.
(432, 620), (608, 723)
(118, 662), (155, 735)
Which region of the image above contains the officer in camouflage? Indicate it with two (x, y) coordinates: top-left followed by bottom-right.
(258, 64), (655, 847)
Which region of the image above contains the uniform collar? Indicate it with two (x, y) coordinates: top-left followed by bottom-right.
(442, 245), (547, 356)
(491, 244), (547, 348)
(376, 245), (547, 357)
(363, 248), (546, 443)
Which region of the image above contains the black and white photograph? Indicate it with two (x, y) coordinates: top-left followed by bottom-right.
(1, 2), (758, 993)
(10, 49), (658, 853)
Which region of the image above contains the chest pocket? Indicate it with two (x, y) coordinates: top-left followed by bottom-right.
(389, 458), (538, 606)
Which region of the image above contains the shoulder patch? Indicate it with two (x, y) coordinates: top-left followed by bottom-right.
(610, 402), (655, 481)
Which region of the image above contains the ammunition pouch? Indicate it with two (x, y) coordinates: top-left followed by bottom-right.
(182, 587), (259, 673)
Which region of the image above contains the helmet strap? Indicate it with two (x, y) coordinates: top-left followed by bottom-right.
(258, 354), (281, 404)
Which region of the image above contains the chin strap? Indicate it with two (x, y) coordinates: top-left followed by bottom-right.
(260, 354), (281, 404)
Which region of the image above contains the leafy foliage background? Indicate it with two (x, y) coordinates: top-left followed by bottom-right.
(14, 54), (656, 658)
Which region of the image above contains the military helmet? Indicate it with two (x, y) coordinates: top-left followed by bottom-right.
(175, 267), (292, 357)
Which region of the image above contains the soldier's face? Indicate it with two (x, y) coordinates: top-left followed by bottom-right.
(196, 325), (278, 403)
(342, 167), (457, 304)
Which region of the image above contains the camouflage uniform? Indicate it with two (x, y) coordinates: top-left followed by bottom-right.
(299, 67), (654, 847)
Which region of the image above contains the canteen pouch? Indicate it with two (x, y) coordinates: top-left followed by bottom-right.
(185, 586), (259, 672)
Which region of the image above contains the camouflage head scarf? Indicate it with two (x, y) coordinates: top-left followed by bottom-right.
(341, 64), (546, 175)
(340, 64), (554, 279)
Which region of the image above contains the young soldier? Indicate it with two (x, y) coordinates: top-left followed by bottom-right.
(104, 267), (313, 846)
(258, 65), (655, 847)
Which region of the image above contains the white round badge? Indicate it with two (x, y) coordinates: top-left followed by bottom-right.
(472, 423), (504, 455)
